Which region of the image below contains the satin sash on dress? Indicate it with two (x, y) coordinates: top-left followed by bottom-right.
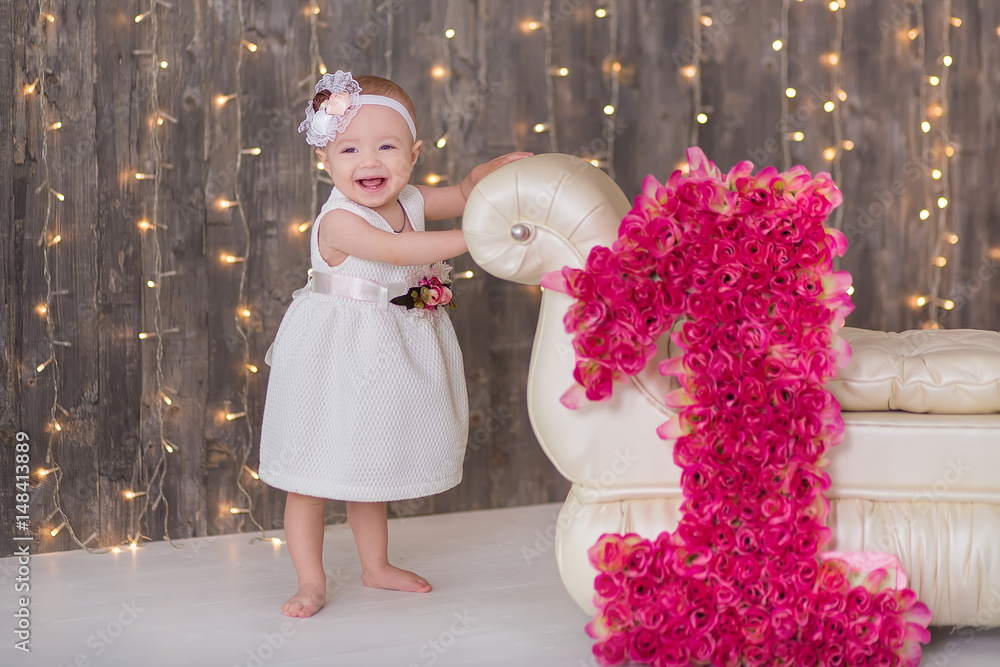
(264, 271), (408, 366)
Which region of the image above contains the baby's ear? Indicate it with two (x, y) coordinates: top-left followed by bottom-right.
(315, 147), (327, 165)
(410, 139), (423, 165)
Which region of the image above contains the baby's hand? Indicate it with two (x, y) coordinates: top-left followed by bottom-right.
(461, 152), (534, 198)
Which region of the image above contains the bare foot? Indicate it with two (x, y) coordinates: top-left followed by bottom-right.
(361, 564), (432, 593)
(282, 581), (327, 618)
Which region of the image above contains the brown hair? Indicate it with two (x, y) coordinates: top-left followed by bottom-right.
(311, 75), (418, 137)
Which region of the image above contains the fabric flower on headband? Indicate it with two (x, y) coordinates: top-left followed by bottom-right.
(298, 70), (362, 147)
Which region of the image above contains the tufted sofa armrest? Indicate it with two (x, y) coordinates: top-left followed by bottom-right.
(462, 154), (685, 495)
(462, 153), (629, 284)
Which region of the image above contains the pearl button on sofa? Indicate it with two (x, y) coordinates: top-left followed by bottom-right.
(462, 153), (1000, 627)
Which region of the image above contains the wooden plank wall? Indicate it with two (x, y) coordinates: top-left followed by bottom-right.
(2, 0), (998, 556)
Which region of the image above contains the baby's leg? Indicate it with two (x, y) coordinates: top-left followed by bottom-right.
(282, 492), (328, 617)
(346, 501), (432, 593)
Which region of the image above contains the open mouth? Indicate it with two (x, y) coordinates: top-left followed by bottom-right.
(357, 177), (387, 191)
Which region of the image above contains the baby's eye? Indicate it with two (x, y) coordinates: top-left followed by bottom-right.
(379, 144), (395, 151)
(341, 147), (357, 154)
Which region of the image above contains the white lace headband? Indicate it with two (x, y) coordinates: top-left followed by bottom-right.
(298, 70), (417, 147)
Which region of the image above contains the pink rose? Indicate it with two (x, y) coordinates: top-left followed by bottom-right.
(627, 628), (659, 663)
(593, 573), (622, 605)
(323, 91), (351, 115)
(588, 534), (628, 573)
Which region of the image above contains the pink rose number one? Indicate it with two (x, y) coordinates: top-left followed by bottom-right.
(542, 148), (932, 667)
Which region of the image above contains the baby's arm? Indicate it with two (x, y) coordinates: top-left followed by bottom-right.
(418, 151), (533, 221)
(318, 208), (467, 267)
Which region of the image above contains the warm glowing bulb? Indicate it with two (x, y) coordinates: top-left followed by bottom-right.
(312, 4), (320, 14)
(929, 75), (940, 86)
(430, 65), (448, 79)
(242, 40), (258, 52)
(226, 412), (247, 421)
(945, 145), (955, 157)
(919, 209), (930, 220)
(319, 63), (327, 75)
(785, 87), (797, 98)
(823, 147), (837, 161)
(239, 308), (252, 318)
(461, 270), (475, 279)
(908, 28), (919, 40)
(164, 442), (174, 453)
(51, 190), (65, 202)
(772, 40), (783, 51)
(297, 221), (310, 233)
(603, 104), (615, 115)
(943, 300), (955, 310)
(931, 169), (942, 179)
(792, 131), (805, 142)
(921, 121), (931, 133)
(933, 256), (947, 267)
(846, 285), (855, 296)
(828, 1), (839, 10)
(445, 28), (455, 38)
(824, 101), (835, 112)
(915, 296), (928, 307)
(138, 332), (149, 340)
(47, 234), (62, 246)
(589, 159), (600, 167)
(147, 280), (157, 288)
(53, 421), (62, 432)
(426, 173), (442, 185)
(436, 135), (448, 148)
(842, 140), (855, 151)
(700, 16), (712, 26)
(218, 199), (238, 209)
(50, 522), (66, 537)
(943, 55), (953, 66)
(135, 12), (149, 23)
(216, 94), (235, 107)
(533, 123), (548, 133)
(316, 161), (325, 170)
(246, 363), (258, 373)
(271, 537), (282, 545)
(527, 21), (540, 30)
(50, 121), (62, 130)
(159, 61), (168, 69)
(138, 219), (152, 231)
(24, 80), (38, 95)
(937, 197), (948, 208)
(37, 303), (47, 315)
(946, 234), (959, 244)
(595, 8), (607, 17)
(837, 89), (848, 101)
(244, 147), (261, 155)
(680, 65), (697, 78)
(826, 53), (840, 66)
(229, 507), (242, 514)
(930, 104), (944, 118)
(160, 391), (172, 405)
(245, 465), (261, 480)
(950, 17), (962, 27)
(696, 113), (708, 124)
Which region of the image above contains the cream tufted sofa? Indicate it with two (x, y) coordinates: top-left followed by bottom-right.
(462, 153), (1000, 628)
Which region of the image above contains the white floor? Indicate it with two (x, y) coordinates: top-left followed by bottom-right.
(1, 503), (998, 667)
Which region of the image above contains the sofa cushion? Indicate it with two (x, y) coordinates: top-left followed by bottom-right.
(828, 327), (1000, 413)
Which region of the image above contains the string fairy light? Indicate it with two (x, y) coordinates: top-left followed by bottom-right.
(778, 0), (792, 169)
(827, 1), (846, 232)
(127, 0), (177, 551)
(27, 2), (107, 553)
(602, 0), (620, 180)
(537, 0), (559, 153)
(224, 0), (265, 537)
(916, 0), (956, 328)
(687, 0), (705, 151)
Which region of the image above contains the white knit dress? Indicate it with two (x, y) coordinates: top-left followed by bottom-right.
(258, 185), (469, 502)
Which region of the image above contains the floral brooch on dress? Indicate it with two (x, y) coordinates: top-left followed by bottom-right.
(391, 262), (457, 317)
